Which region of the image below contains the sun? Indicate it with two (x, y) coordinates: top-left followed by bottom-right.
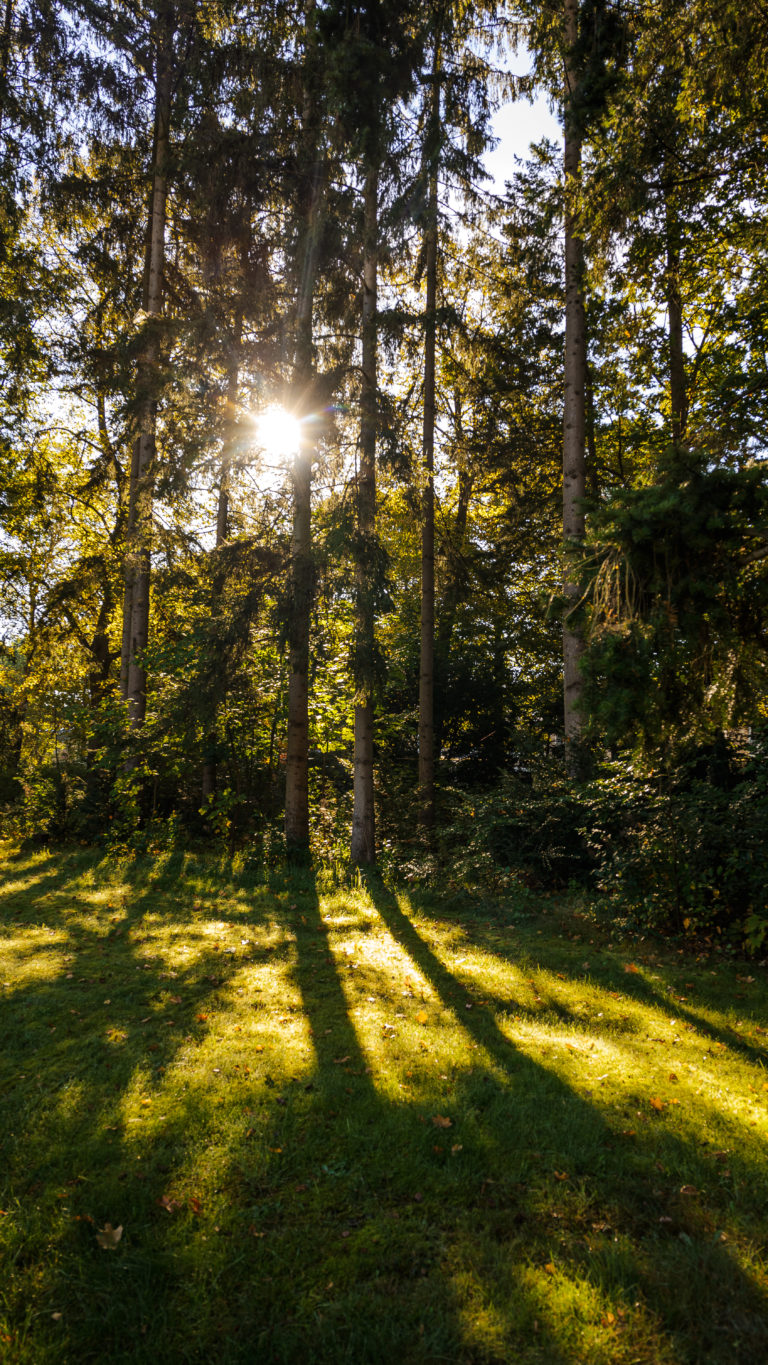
(255, 406), (302, 458)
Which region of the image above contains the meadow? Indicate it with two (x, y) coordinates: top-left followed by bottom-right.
(1, 843), (767, 1363)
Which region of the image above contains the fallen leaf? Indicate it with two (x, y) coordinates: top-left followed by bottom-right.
(334, 1055), (351, 1065)
(157, 1195), (180, 1213)
(679, 1184), (698, 1196)
(649, 1097), (665, 1112)
(188, 1197), (203, 1215)
(416, 1010), (428, 1025)
(451, 1144), (463, 1154)
(553, 1170), (569, 1181)
(602, 1312), (616, 1326)
(624, 963), (640, 974)
(544, 1262), (555, 1275)
(432, 1114), (452, 1128)
(95, 1222), (123, 1249)
(668, 1073), (678, 1082)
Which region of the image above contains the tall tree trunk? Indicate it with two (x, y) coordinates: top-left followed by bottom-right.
(0, 0), (15, 143)
(562, 0), (587, 767)
(435, 436), (473, 760)
(350, 160), (378, 866)
(285, 25), (324, 857)
(202, 318), (242, 802)
(418, 40), (440, 830)
(665, 194), (687, 443)
(121, 32), (172, 729)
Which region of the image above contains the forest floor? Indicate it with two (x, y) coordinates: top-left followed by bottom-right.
(1, 843), (767, 1364)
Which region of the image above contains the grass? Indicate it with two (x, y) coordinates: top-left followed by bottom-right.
(1, 842), (767, 1364)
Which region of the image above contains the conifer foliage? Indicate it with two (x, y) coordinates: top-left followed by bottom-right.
(1, 0), (767, 935)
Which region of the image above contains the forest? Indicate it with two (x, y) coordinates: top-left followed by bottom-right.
(2, 0), (768, 947)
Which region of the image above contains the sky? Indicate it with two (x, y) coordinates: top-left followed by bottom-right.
(484, 89), (561, 188)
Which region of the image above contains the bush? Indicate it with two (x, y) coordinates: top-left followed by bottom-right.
(580, 734), (768, 944)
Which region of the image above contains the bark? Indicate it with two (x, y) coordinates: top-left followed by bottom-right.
(202, 321), (242, 802)
(665, 196), (687, 443)
(0, 0), (14, 142)
(418, 41), (440, 830)
(285, 28), (324, 856)
(435, 443), (473, 759)
(121, 32), (172, 729)
(562, 0), (587, 766)
(350, 161), (378, 866)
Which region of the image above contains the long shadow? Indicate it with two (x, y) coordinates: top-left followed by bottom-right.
(364, 872), (768, 1364)
(589, 959), (768, 1066)
(0, 848), (297, 1360)
(207, 869), (575, 1365)
(2, 849), (768, 1363)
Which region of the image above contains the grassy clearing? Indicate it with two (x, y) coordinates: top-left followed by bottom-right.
(1, 842), (767, 1363)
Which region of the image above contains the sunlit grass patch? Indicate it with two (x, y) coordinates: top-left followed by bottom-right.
(1, 845), (767, 1362)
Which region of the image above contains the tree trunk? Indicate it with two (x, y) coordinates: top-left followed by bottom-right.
(350, 160), (378, 866)
(0, 0), (15, 143)
(418, 40), (440, 830)
(121, 33), (172, 730)
(202, 319), (242, 802)
(435, 439), (473, 760)
(665, 195), (687, 443)
(562, 0), (587, 767)
(285, 26), (324, 857)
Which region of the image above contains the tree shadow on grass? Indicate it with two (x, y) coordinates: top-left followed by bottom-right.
(2, 850), (768, 1364)
(362, 872), (768, 1365)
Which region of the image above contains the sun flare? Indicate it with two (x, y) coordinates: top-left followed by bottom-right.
(255, 406), (302, 458)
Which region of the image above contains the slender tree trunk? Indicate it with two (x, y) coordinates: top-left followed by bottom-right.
(435, 447), (473, 760)
(202, 320), (242, 801)
(418, 41), (440, 830)
(350, 160), (379, 866)
(665, 195), (687, 443)
(562, 0), (587, 767)
(285, 28), (324, 856)
(0, 0), (15, 143)
(121, 36), (172, 729)
(119, 436), (140, 699)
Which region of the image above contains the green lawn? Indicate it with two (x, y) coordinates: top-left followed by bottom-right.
(1, 843), (767, 1363)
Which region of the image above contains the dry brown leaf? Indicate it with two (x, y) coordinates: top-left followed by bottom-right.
(544, 1262), (555, 1275)
(649, 1097), (665, 1112)
(679, 1184), (698, 1195)
(95, 1222), (123, 1250)
(624, 963), (640, 974)
(432, 1114), (452, 1128)
(157, 1195), (180, 1213)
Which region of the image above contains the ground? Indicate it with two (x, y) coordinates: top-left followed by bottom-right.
(1, 843), (767, 1363)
